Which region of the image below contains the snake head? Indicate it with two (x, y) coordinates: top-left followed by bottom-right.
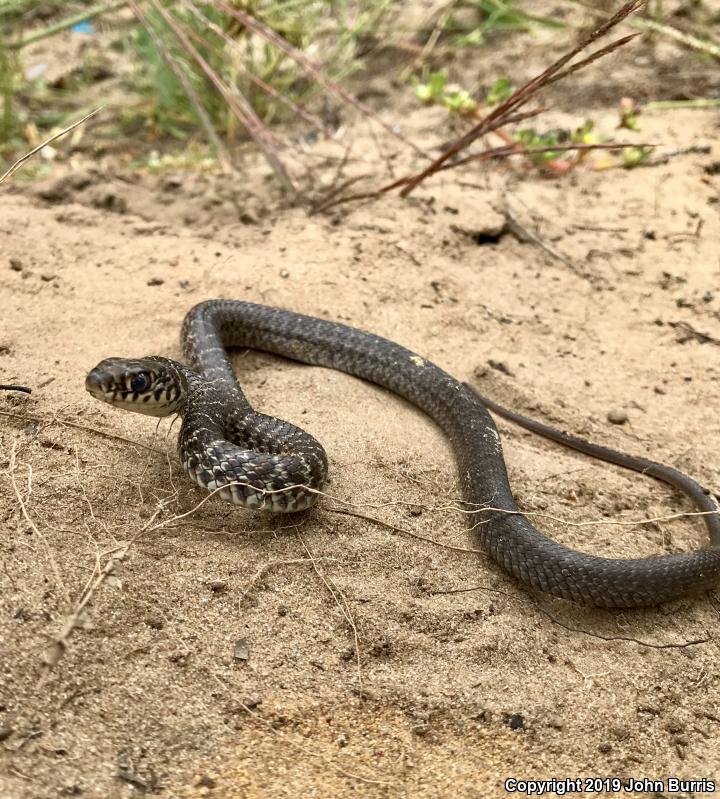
(85, 357), (186, 417)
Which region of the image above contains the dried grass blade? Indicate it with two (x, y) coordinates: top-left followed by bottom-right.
(127, 0), (233, 173)
(214, 0), (425, 156)
(147, 0), (296, 194)
(180, 0), (329, 133)
(0, 107), (102, 185)
(398, 0), (646, 196)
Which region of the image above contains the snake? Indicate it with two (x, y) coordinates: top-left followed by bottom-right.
(85, 299), (720, 608)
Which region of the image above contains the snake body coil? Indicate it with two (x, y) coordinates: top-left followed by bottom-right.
(86, 299), (720, 608)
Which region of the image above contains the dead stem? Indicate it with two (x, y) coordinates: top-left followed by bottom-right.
(145, 0), (296, 195)
(9, 442), (68, 603)
(0, 408), (164, 454)
(0, 107), (102, 185)
(296, 531), (363, 695)
(396, 0), (646, 196)
(38, 503), (166, 679)
(126, 0), (233, 173)
(237, 556), (343, 607)
(214, 0), (424, 157)
(0, 384), (32, 394)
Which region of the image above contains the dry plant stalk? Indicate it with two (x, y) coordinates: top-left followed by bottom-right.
(181, 0), (329, 133)
(296, 530), (363, 693)
(0, 107), (102, 185)
(0, 384), (32, 393)
(312, 0), (650, 213)
(213, 0), (425, 157)
(396, 0), (647, 196)
(126, 0), (233, 173)
(121, 1), (420, 190)
(39, 505), (165, 676)
(143, 0), (297, 194)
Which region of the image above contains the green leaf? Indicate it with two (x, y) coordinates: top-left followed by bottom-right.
(622, 146), (652, 168)
(442, 87), (477, 114)
(486, 76), (515, 106)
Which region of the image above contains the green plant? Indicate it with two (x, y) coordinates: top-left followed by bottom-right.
(618, 97), (641, 132)
(123, 1), (391, 137)
(414, 70), (477, 114)
(622, 145), (652, 168)
(485, 76), (515, 106)
(0, 0), (396, 190)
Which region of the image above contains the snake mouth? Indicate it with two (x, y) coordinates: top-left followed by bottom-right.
(84, 366), (114, 399)
(85, 357), (185, 417)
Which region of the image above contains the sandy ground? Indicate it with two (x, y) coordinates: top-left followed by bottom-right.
(2, 9), (720, 799)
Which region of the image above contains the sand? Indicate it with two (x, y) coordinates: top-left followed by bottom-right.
(1, 9), (720, 798)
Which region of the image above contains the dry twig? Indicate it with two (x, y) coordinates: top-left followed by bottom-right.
(0, 108), (102, 185)
(145, 0), (296, 194)
(237, 556), (342, 607)
(214, 0), (424, 158)
(39, 504), (166, 677)
(9, 442), (67, 602)
(296, 531), (363, 694)
(0, 384), (31, 394)
(396, 0), (646, 196)
(0, 408), (164, 454)
(127, 0), (233, 173)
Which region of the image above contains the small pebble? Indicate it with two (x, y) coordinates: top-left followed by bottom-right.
(598, 741), (612, 753)
(488, 359), (513, 376)
(233, 638), (250, 661)
(607, 409), (628, 425)
(611, 725), (629, 740)
(144, 613), (164, 630)
(162, 177), (183, 192)
(665, 717), (685, 734)
(507, 713), (525, 730)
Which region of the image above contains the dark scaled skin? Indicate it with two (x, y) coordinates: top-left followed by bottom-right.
(86, 354), (327, 512)
(86, 299), (720, 608)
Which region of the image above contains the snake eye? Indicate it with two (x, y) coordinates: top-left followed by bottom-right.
(130, 373), (151, 393)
